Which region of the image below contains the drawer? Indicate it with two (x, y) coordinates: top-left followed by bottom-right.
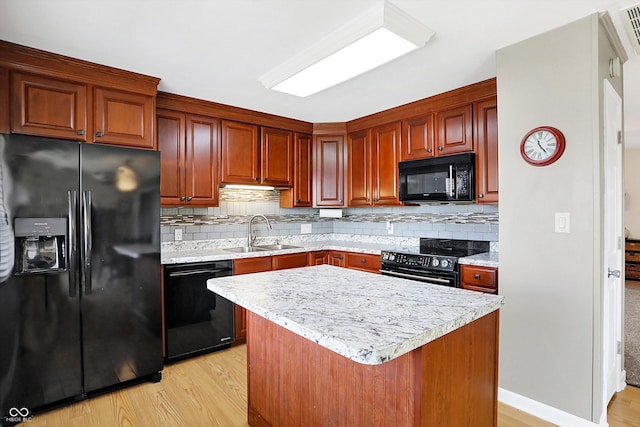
(234, 256), (273, 275)
(345, 252), (381, 274)
(273, 252), (308, 270)
(625, 262), (640, 280)
(626, 252), (640, 263)
(625, 240), (640, 252)
(460, 265), (498, 290)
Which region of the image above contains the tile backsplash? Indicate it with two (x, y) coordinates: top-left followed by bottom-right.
(161, 188), (499, 245)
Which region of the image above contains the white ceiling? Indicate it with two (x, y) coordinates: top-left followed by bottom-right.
(0, 0), (638, 144)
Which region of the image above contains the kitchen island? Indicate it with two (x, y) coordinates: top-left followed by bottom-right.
(208, 265), (504, 426)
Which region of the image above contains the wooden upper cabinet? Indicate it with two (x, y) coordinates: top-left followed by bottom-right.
(158, 110), (186, 204)
(401, 113), (434, 161)
(157, 109), (219, 206)
(280, 133), (312, 208)
(11, 72), (87, 140)
(347, 129), (370, 207)
(220, 120), (260, 184)
(93, 87), (155, 149)
(371, 121), (401, 205)
(348, 122), (401, 207)
(436, 104), (473, 155)
(313, 134), (346, 207)
(474, 97), (498, 203)
(261, 127), (293, 186)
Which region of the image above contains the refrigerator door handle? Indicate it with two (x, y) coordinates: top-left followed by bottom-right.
(82, 191), (92, 294)
(67, 191), (77, 297)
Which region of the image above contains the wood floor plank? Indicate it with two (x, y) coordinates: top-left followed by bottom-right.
(23, 344), (640, 427)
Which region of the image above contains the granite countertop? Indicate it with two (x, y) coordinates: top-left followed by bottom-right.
(458, 251), (499, 268)
(161, 240), (417, 264)
(207, 265), (504, 365)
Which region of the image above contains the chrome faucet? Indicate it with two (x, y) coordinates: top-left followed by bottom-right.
(248, 214), (272, 247)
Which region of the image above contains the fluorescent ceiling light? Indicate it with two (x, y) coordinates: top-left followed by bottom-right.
(260, 0), (434, 98)
(224, 184), (276, 191)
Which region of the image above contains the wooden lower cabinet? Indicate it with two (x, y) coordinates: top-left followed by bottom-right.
(460, 264), (498, 294)
(233, 256), (273, 342)
(345, 252), (381, 274)
(625, 239), (640, 281)
(307, 251), (328, 266)
(328, 251), (346, 267)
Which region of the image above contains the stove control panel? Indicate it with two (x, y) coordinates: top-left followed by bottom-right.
(381, 251), (456, 272)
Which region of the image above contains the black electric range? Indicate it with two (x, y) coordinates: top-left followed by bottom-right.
(380, 238), (489, 287)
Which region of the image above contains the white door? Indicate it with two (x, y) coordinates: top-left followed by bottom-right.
(603, 79), (625, 407)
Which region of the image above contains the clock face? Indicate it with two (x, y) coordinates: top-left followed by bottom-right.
(520, 126), (565, 166)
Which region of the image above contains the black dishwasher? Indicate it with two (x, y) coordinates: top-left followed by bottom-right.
(164, 261), (234, 362)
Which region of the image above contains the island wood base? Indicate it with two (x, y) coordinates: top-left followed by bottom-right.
(246, 310), (499, 427)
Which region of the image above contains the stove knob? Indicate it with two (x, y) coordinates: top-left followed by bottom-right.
(432, 258), (440, 267)
(389, 254), (395, 261)
(441, 259), (449, 268)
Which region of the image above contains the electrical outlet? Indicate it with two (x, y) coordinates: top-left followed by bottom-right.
(174, 229), (183, 241)
(386, 221), (394, 235)
(301, 223), (312, 234)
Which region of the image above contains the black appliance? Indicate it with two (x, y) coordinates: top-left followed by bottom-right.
(0, 133), (162, 422)
(164, 261), (235, 362)
(399, 153), (475, 202)
(380, 238), (489, 287)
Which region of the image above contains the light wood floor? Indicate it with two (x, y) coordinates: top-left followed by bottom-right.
(25, 344), (640, 426)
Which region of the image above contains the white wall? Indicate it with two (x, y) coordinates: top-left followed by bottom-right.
(624, 149), (640, 238)
(497, 14), (622, 423)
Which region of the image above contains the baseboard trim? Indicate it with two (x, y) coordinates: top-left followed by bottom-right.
(498, 388), (600, 427)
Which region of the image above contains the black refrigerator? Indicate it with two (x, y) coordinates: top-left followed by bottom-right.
(0, 133), (162, 423)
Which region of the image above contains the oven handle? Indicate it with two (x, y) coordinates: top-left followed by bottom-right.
(380, 269), (452, 285)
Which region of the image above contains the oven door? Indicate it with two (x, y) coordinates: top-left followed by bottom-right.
(380, 266), (458, 287)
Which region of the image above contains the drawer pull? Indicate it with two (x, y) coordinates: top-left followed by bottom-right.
(474, 274), (480, 279)
(361, 259), (366, 264)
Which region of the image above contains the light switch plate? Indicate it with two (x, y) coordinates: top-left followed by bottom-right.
(555, 212), (570, 233)
(386, 221), (394, 235)
(174, 229), (183, 241)
(301, 223), (312, 234)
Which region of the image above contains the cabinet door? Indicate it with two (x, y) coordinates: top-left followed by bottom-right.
(233, 256), (273, 342)
(328, 251), (346, 267)
(273, 252), (308, 270)
(372, 121), (401, 206)
(94, 87), (155, 149)
(261, 127), (293, 186)
(436, 104), (473, 155)
(460, 265), (498, 294)
(185, 114), (220, 205)
(313, 134), (346, 207)
(345, 252), (381, 274)
(11, 72), (87, 140)
(221, 120), (259, 184)
(401, 113), (434, 160)
(280, 133), (312, 207)
(157, 109), (186, 205)
(348, 129), (371, 207)
(307, 251), (328, 265)
(475, 98), (498, 203)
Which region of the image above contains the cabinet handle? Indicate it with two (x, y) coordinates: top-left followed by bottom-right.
(438, 146), (443, 151)
(361, 259), (366, 264)
(374, 198), (379, 202)
(187, 197), (193, 201)
(254, 177), (259, 181)
(296, 199), (301, 203)
(77, 130), (85, 135)
(96, 131), (104, 137)
(474, 274), (481, 279)
(263, 178), (268, 182)
(427, 148), (432, 153)
(365, 198), (370, 202)
(479, 194), (484, 198)
(338, 199), (343, 203)
(180, 196), (186, 201)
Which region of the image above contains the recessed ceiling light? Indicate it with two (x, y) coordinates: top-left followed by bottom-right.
(260, 0), (434, 97)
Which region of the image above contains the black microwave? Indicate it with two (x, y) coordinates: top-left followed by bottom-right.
(399, 153), (475, 202)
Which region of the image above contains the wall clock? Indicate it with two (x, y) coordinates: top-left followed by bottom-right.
(520, 126), (566, 166)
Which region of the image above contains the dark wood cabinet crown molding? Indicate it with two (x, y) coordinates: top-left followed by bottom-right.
(157, 92), (312, 134)
(346, 78), (496, 133)
(0, 40), (160, 95)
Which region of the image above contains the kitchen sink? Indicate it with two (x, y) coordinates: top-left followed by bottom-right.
(255, 244), (301, 250)
(223, 246), (268, 253)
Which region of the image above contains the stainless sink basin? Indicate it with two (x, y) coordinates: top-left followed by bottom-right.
(255, 244), (301, 250)
(223, 246), (268, 253)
